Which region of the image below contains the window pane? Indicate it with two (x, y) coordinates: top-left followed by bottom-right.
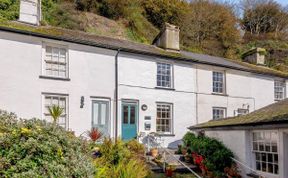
(123, 106), (128, 124)
(157, 63), (172, 88)
(45, 46), (68, 78)
(130, 106), (136, 124)
(252, 131), (279, 175)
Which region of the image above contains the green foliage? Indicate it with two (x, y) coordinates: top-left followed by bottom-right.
(141, 0), (189, 28)
(183, 132), (234, 173)
(42, 1), (83, 30)
(0, 0), (19, 20)
(0, 110), (94, 177)
(94, 138), (148, 178)
(48, 104), (64, 124)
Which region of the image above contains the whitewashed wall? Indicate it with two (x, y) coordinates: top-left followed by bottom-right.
(0, 31), (116, 136)
(196, 64), (280, 122)
(118, 53), (197, 147)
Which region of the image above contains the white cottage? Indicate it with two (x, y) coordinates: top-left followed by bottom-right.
(189, 98), (288, 178)
(0, 1), (287, 147)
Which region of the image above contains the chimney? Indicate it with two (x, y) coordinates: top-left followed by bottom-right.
(19, 0), (41, 25)
(153, 23), (180, 53)
(242, 47), (266, 65)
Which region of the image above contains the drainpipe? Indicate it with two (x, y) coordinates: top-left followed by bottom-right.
(115, 49), (120, 140)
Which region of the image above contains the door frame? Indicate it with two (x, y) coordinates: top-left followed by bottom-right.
(121, 99), (139, 140)
(91, 97), (111, 137)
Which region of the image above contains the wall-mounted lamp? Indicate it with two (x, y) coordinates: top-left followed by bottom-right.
(80, 96), (84, 108)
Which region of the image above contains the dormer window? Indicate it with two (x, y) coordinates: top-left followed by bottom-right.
(157, 63), (173, 88)
(274, 80), (286, 101)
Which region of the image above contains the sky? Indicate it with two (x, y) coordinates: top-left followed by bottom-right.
(216, 0), (288, 6)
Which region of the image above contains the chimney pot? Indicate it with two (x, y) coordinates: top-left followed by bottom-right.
(242, 47), (266, 65)
(153, 23), (180, 53)
(19, 0), (41, 25)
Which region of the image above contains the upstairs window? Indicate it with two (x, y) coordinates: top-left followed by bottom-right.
(212, 107), (226, 120)
(252, 131), (278, 175)
(157, 63), (173, 88)
(213, 71), (225, 94)
(44, 45), (68, 78)
(274, 80), (286, 101)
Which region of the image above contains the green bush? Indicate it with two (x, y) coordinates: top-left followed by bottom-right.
(94, 138), (148, 178)
(0, 110), (94, 178)
(0, 0), (19, 20)
(183, 132), (234, 173)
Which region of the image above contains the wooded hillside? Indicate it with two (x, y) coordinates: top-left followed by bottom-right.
(1, 0), (288, 72)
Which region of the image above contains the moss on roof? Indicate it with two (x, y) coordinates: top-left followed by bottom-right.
(0, 20), (288, 78)
(190, 99), (288, 129)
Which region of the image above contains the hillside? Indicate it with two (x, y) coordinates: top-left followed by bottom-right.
(0, 0), (288, 73)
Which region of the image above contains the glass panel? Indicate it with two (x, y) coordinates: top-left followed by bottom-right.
(123, 105), (128, 124)
(267, 163), (273, 173)
(92, 102), (99, 125)
(100, 103), (107, 125)
(256, 161), (261, 171)
(130, 106), (136, 124)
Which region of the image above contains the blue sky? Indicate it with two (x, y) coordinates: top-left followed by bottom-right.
(216, 0), (288, 6)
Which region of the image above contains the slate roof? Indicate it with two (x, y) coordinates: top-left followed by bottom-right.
(0, 21), (288, 78)
(189, 98), (288, 129)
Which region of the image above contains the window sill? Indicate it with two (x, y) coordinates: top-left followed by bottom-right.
(156, 133), (175, 137)
(211, 92), (228, 96)
(155, 87), (175, 91)
(39, 75), (70, 81)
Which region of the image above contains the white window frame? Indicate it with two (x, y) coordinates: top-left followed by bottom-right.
(212, 71), (226, 94)
(42, 43), (69, 79)
(274, 79), (286, 101)
(212, 107), (226, 120)
(42, 93), (69, 129)
(156, 63), (174, 88)
(252, 130), (279, 175)
(156, 102), (173, 134)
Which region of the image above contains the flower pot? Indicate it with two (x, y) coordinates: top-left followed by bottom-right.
(165, 169), (173, 177)
(150, 148), (158, 157)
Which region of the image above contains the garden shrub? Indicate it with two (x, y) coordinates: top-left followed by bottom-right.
(0, 110), (94, 178)
(94, 138), (149, 178)
(183, 132), (234, 174)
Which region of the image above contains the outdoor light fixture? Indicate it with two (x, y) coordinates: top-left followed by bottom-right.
(80, 96), (84, 108)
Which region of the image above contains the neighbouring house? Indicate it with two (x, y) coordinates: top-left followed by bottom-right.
(189, 98), (288, 178)
(0, 0), (287, 147)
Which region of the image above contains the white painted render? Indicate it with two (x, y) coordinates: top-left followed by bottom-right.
(0, 31), (116, 136)
(0, 31), (287, 148)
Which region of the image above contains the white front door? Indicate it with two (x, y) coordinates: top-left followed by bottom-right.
(92, 100), (110, 136)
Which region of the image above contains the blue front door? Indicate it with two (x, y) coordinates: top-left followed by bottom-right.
(122, 102), (138, 140)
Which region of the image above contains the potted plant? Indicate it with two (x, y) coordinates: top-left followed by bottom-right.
(165, 164), (176, 177)
(150, 147), (158, 157)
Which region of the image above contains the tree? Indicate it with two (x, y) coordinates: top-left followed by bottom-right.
(141, 0), (189, 28)
(48, 105), (64, 124)
(241, 0), (288, 38)
(181, 0), (240, 57)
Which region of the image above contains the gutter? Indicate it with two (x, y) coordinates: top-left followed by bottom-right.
(115, 49), (120, 139)
(0, 26), (287, 79)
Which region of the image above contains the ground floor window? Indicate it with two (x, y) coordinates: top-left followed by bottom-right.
(212, 107), (226, 120)
(44, 94), (68, 128)
(252, 131), (279, 174)
(156, 103), (173, 134)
